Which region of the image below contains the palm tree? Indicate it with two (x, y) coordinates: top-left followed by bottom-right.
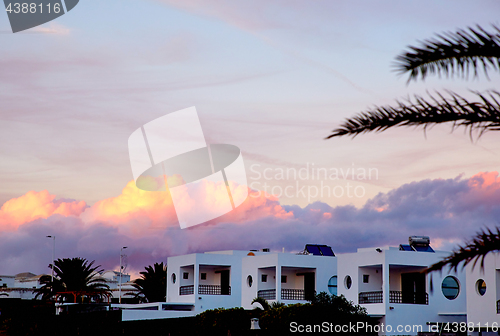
(251, 297), (270, 310)
(35, 257), (110, 303)
(425, 227), (500, 274)
(327, 24), (500, 272)
(251, 297), (285, 310)
(130, 262), (167, 303)
(327, 25), (500, 139)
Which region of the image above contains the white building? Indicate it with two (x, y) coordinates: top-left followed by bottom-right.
(7, 237), (499, 336)
(0, 270), (137, 302)
(465, 252), (500, 335)
(98, 270), (137, 302)
(241, 246), (336, 309)
(165, 250), (244, 312)
(121, 245), (337, 321)
(0, 272), (46, 299)
(337, 237), (467, 335)
(121, 250), (248, 321)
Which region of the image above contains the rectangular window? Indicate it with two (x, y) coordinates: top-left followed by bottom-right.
(281, 275), (287, 283)
(363, 274), (369, 283)
(200, 273), (207, 280)
(261, 274), (267, 282)
(183, 272), (189, 280)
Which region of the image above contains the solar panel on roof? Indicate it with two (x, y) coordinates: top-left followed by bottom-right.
(413, 245), (435, 253)
(305, 245), (322, 255)
(319, 245), (335, 256)
(399, 244), (413, 251)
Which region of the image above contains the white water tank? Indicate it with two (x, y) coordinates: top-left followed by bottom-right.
(409, 236), (430, 246)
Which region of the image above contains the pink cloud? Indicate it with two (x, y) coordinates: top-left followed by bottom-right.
(2, 172), (500, 276)
(0, 190), (86, 230)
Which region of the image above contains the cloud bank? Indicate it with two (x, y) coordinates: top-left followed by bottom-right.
(1, 172), (499, 277)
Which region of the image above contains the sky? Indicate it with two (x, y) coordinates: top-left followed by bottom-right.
(1, 0), (500, 278)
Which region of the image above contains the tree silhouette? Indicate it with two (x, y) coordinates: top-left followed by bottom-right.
(130, 262), (167, 303)
(328, 25), (500, 139)
(327, 24), (500, 272)
(396, 25), (500, 81)
(425, 227), (500, 274)
(251, 296), (284, 310)
(34, 257), (110, 302)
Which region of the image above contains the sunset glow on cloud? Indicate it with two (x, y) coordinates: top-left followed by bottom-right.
(1, 172), (500, 276)
(0, 190), (87, 230)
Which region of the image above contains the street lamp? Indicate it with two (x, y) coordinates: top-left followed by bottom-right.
(119, 246), (128, 304)
(46, 235), (55, 283)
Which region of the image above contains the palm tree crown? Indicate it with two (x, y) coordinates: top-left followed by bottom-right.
(131, 262), (167, 303)
(35, 257), (110, 302)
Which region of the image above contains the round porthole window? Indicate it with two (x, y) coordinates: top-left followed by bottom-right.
(344, 275), (352, 290)
(247, 275), (253, 287)
(328, 276), (338, 295)
(476, 279), (486, 296)
(441, 276), (460, 300)
(171, 273), (176, 284)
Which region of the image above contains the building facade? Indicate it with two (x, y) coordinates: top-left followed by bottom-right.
(337, 239), (467, 335)
(5, 238), (500, 335)
(465, 252), (500, 335)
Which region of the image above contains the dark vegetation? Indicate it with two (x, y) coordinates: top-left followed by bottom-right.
(0, 292), (377, 336)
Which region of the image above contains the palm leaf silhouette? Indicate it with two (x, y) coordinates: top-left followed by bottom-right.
(129, 262), (167, 303)
(395, 25), (500, 81)
(34, 257), (110, 301)
(327, 91), (500, 139)
(425, 227), (500, 273)
(328, 24), (500, 273)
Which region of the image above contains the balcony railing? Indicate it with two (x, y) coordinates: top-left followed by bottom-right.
(389, 291), (428, 305)
(257, 289), (276, 300)
(497, 300), (500, 314)
(282, 289), (305, 300)
(359, 291), (383, 304)
(357, 291), (428, 304)
(198, 285), (231, 295)
(179, 285), (194, 295)
(180, 285), (231, 295)
(257, 289), (313, 301)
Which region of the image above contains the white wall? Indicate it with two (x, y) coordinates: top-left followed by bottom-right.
(0, 276), (15, 288)
(466, 252), (500, 325)
(359, 266), (383, 293)
(180, 265), (194, 287)
(281, 268), (305, 290)
(258, 267), (276, 291)
(166, 254), (197, 304)
(165, 251), (244, 311)
(240, 253), (337, 309)
(338, 247), (467, 335)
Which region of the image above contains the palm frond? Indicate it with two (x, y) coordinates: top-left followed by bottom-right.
(251, 297), (270, 310)
(395, 25), (500, 81)
(425, 227), (500, 274)
(130, 262), (166, 303)
(327, 91), (500, 139)
(270, 301), (285, 309)
(34, 257), (111, 301)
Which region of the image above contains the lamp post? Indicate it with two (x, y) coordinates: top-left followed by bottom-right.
(46, 235), (55, 283)
(119, 246), (127, 304)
